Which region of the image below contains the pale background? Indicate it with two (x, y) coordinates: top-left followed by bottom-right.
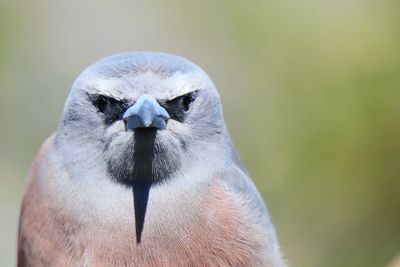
(1, 1), (399, 266)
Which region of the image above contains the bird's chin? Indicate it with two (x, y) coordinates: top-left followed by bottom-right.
(106, 128), (182, 187)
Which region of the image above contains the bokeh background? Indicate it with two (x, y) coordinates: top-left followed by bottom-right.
(1, 0), (399, 266)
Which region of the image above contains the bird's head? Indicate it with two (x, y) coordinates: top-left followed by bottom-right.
(56, 52), (230, 186)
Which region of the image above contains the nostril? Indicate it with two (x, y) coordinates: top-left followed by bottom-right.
(125, 115), (142, 130)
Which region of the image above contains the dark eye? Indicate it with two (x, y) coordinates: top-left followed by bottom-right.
(94, 96), (108, 113)
(182, 95), (193, 112)
(91, 94), (128, 125)
(161, 91), (197, 122)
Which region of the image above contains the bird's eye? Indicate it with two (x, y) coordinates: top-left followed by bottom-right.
(94, 96), (108, 113)
(182, 95), (193, 112)
(160, 91), (197, 122)
(90, 94), (128, 125)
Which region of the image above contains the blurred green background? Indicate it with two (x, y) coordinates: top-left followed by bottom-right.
(1, 0), (399, 266)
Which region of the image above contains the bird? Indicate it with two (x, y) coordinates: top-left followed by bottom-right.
(18, 51), (286, 267)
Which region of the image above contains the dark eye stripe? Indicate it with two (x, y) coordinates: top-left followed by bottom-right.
(160, 92), (196, 122)
(89, 94), (129, 125)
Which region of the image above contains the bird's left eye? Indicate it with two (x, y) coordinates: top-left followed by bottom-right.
(161, 91), (197, 122)
(182, 95), (193, 112)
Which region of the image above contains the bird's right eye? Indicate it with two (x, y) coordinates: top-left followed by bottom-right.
(90, 94), (128, 125)
(94, 96), (108, 113)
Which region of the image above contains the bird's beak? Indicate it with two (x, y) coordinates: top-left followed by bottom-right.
(123, 94), (170, 130)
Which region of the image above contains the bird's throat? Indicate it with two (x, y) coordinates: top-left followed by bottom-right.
(132, 128), (157, 183)
(131, 128), (156, 243)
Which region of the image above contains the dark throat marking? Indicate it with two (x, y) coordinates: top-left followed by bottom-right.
(132, 129), (156, 244)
